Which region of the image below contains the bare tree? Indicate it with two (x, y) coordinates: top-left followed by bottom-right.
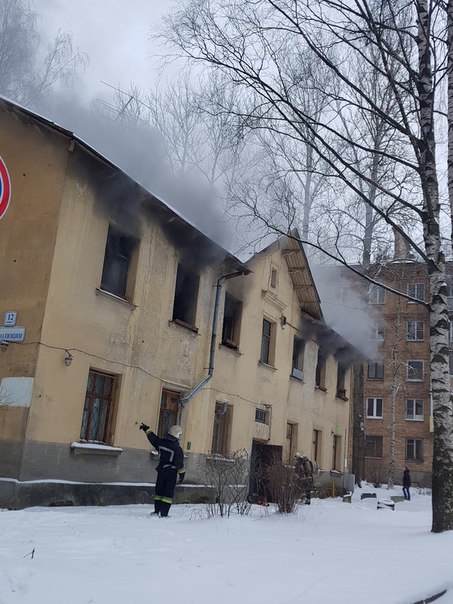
(203, 450), (252, 517)
(0, 0), (87, 107)
(161, 0), (453, 532)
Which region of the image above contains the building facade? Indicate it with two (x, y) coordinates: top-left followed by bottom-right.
(0, 97), (354, 508)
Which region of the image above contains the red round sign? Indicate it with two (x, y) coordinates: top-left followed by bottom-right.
(0, 156), (11, 221)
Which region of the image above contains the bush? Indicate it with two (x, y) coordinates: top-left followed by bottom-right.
(204, 450), (252, 517)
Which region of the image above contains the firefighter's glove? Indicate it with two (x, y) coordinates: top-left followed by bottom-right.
(139, 423), (150, 432)
(178, 472), (185, 484)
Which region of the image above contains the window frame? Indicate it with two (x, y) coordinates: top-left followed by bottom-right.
(366, 397), (383, 419)
(406, 320), (424, 341)
(368, 284), (385, 304)
(365, 435), (383, 458)
(336, 362), (348, 400)
(407, 283), (425, 303)
(260, 318), (276, 366)
(367, 361), (384, 379)
(406, 360), (424, 382)
(315, 349), (327, 390)
(80, 369), (117, 445)
(222, 293), (242, 350)
(312, 429), (322, 464)
(211, 402), (232, 456)
(158, 389), (181, 438)
(372, 319), (385, 341)
(255, 408), (269, 424)
(406, 399), (424, 421)
(406, 438), (423, 461)
(172, 263), (200, 330)
(291, 336), (305, 379)
(100, 224), (138, 301)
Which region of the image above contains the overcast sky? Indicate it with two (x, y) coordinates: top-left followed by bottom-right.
(39, 0), (174, 101)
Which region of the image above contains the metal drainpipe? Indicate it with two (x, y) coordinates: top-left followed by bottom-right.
(180, 271), (246, 405)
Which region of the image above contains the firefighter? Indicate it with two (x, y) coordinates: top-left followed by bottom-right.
(139, 423), (186, 517)
(295, 452), (314, 504)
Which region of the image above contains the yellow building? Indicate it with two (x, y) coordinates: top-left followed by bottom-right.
(0, 97), (354, 508)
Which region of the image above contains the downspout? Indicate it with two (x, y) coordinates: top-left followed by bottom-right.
(180, 271), (247, 405)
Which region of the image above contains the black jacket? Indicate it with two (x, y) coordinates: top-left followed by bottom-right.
(145, 430), (185, 474)
(403, 469), (411, 487)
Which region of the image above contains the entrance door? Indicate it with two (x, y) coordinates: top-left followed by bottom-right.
(249, 441), (283, 501)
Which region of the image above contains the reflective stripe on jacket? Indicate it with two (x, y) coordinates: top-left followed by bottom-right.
(145, 430), (184, 472)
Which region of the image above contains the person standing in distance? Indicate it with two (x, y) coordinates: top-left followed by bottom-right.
(139, 423), (185, 517)
(402, 466), (411, 501)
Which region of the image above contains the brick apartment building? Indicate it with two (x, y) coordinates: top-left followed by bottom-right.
(315, 251), (453, 489)
(362, 259), (453, 488)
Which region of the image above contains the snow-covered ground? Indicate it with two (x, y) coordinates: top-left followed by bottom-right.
(1, 483), (452, 604)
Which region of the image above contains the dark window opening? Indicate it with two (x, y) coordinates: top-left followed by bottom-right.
(365, 435), (383, 458)
(222, 293), (242, 349)
(260, 319), (274, 365)
(336, 363), (348, 399)
(172, 263), (199, 328)
(315, 350), (327, 390)
(80, 370), (116, 444)
(291, 337), (305, 380)
(270, 268), (278, 289)
(101, 225), (137, 299)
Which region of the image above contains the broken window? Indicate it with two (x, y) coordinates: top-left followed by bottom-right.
(315, 349), (327, 390)
(291, 337), (305, 380)
(336, 363), (348, 400)
(222, 293), (242, 349)
(101, 225), (137, 299)
(172, 263), (199, 328)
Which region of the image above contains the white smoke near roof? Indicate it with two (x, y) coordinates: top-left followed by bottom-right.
(35, 92), (232, 247)
(311, 264), (380, 360)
